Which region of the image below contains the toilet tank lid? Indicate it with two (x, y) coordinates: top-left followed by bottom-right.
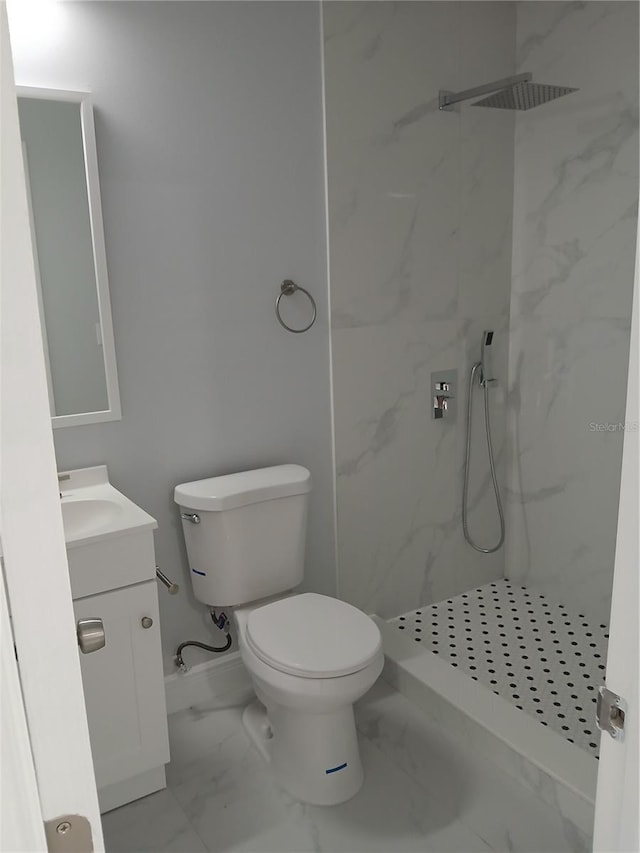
(174, 464), (311, 511)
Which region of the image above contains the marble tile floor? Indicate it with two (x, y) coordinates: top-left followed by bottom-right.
(103, 681), (591, 853)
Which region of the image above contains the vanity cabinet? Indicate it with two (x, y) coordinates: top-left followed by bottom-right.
(73, 579), (169, 812)
(59, 465), (170, 813)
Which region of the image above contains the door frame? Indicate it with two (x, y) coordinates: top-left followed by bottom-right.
(592, 201), (640, 850)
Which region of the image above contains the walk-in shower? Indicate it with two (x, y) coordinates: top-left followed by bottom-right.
(381, 64), (612, 830)
(462, 331), (505, 554)
(325, 3), (637, 840)
(439, 71), (578, 111)
(391, 318), (607, 763)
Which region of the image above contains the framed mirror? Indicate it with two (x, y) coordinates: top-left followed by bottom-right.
(17, 87), (121, 428)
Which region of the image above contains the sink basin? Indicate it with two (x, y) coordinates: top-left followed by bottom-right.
(57, 465), (157, 550)
(58, 466), (158, 598)
(61, 497), (124, 539)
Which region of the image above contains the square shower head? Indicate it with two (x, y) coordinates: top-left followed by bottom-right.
(472, 81), (578, 110)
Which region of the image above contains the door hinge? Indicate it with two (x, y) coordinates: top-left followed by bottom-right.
(44, 815), (93, 853)
(596, 686), (627, 741)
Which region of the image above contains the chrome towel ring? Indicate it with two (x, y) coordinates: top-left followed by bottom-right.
(275, 280), (316, 334)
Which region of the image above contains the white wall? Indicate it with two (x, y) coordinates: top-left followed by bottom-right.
(324, 2), (516, 618)
(505, 1), (639, 624)
(10, 1), (335, 672)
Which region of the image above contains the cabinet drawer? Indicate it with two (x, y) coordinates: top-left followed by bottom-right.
(67, 532), (155, 599)
(74, 581), (169, 790)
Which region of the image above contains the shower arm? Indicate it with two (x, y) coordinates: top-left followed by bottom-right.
(439, 72), (532, 111)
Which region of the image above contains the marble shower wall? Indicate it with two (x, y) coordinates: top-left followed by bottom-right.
(505, 2), (639, 624)
(324, 2), (516, 617)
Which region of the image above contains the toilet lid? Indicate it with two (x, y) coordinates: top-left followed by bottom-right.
(246, 593), (382, 679)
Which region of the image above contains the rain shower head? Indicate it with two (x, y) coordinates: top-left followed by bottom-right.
(472, 81), (578, 110)
(439, 72), (578, 112)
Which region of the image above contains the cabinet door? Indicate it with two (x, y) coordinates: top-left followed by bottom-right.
(73, 582), (169, 790)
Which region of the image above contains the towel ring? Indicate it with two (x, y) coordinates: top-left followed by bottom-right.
(275, 280), (316, 334)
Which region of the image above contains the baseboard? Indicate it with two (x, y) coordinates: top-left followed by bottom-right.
(164, 650), (254, 715)
(99, 766), (166, 814)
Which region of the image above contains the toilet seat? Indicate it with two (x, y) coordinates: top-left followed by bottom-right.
(245, 593), (382, 679)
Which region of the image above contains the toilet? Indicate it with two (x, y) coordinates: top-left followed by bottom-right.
(174, 464), (383, 805)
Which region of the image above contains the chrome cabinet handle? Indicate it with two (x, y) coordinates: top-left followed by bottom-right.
(77, 618), (105, 654)
(180, 512), (200, 524)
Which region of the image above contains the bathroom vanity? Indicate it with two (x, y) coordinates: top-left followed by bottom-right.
(61, 466), (169, 813)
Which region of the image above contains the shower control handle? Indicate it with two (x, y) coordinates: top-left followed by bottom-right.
(433, 394), (452, 419)
(432, 370), (457, 422)
(434, 381), (453, 418)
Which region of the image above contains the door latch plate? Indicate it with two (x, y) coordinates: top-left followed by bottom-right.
(596, 686), (626, 741)
(44, 814), (93, 852)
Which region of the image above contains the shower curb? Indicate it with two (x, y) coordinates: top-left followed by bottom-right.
(375, 616), (596, 839)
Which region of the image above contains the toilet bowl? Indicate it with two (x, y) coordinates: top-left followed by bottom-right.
(174, 465), (383, 805)
(235, 593), (384, 805)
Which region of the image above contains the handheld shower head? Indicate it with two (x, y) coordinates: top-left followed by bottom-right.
(463, 332), (505, 553)
(480, 330), (495, 386)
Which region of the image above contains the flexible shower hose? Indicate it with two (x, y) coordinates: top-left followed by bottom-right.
(462, 362), (505, 553)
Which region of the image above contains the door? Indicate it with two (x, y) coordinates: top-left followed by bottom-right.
(1, 570), (48, 853)
(74, 582), (169, 795)
(592, 216), (640, 849)
(0, 5), (103, 850)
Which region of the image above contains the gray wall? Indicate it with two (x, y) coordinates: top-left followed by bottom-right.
(11, 1), (335, 672)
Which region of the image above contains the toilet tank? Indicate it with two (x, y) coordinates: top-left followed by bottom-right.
(174, 465), (311, 607)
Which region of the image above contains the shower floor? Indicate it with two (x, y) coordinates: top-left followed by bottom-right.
(388, 579), (608, 758)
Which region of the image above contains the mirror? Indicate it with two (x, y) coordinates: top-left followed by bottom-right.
(17, 87), (121, 428)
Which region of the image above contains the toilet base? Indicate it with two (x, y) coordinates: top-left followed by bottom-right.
(242, 699), (273, 764)
(242, 698), (364, 806)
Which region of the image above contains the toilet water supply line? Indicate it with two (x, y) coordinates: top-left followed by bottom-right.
(155, 566), (233, 669)
(175, 609), (232, 671)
